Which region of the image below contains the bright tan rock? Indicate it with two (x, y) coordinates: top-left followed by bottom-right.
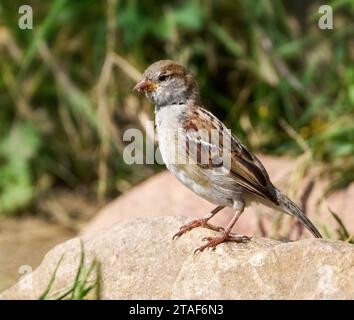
(1, 216), (354, 300)
(172, 237), (354, 299)
(0, 216), (205, 300)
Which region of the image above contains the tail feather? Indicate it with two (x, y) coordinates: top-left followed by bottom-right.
(275, 188), (322, 238)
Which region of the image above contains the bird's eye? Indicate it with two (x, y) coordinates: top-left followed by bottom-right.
(158, 74), (169, 82)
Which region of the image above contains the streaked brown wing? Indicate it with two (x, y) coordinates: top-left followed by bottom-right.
(182, 106), (279, 205)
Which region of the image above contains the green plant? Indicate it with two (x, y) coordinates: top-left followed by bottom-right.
(325, 207), (354, 243)
(0, 123), (40, 213)
(39, 241), (101, 300)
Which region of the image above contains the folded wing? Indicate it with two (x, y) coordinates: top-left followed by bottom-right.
(182, 106), (279, 205)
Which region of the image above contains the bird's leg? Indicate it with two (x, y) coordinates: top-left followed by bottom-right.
(194, 203), (252, 254)
(173, 206), (225, 240)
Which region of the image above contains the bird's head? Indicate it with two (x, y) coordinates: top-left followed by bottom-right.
(134, 60), (200, 108)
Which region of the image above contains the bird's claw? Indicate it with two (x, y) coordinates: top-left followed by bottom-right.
(172, 219), (223, 240)
(194, 233), (252, 254)
(172, 222), (200, 240)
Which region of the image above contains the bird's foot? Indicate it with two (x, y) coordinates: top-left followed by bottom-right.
(194, 232), (252, 254)
(172, 219), (224, 240)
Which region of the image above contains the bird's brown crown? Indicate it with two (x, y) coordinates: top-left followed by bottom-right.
(136, 60), (200, 106)
(143, 60), (188, 79)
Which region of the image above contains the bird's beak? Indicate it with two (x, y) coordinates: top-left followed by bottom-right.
(134, 79), (157, 92)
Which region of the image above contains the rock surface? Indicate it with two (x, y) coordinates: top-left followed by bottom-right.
(1, 216), (354, 300)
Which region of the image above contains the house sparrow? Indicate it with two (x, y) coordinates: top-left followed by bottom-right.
(134, 60), (322, 253)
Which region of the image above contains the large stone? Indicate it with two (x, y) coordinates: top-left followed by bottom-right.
(1, 216), (353, 300)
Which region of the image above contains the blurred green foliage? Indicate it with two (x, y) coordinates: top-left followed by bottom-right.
(0, 0), (353, 215)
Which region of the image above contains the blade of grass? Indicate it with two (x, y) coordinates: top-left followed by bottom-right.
(38, 254), (64, 300)
(328, 206), (350, 240)
(70, 240), (85, 299)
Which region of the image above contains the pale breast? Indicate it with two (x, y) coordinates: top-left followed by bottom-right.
(155, 104), (240, 207)
(155, 104), (186, 166)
